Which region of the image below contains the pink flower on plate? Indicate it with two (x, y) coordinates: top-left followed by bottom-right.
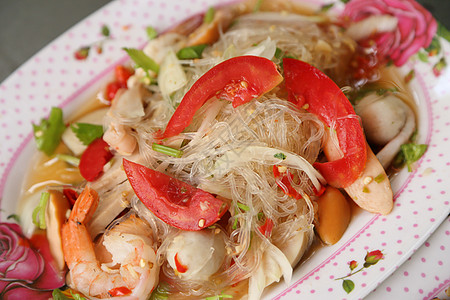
(0, 223), (65, 299)
(348, 260), (358, 271)
(342, 0), (437, 66)
(364, 249), (384, 266)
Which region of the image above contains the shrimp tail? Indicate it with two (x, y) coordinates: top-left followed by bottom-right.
(70, 186), (99, 224)
(62, 186), (99, 270)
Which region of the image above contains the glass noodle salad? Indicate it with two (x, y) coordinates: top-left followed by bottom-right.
(2, 0), (438, 299)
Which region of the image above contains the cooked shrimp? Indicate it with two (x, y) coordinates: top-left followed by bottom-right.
(61, 186), (159, 299)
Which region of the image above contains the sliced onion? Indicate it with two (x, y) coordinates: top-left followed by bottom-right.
(210, 146), (325, 190)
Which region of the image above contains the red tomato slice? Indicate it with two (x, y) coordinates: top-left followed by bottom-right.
(283, 58), (366, 188)
(123, 159), (229, 230)
(79, 138), (113, 182)
(162, 56), (283, 138)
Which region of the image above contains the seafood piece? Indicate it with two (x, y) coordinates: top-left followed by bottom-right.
(166, 229), (226, 281)
(355, 92), (417, 169)
(61, 186), (159, 299)
(186, 7), (235, 46)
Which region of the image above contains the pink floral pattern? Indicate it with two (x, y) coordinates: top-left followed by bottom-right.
(335, 249), (385, 294)
(0, 223), (65, 299)
(343, 0), (438, 66)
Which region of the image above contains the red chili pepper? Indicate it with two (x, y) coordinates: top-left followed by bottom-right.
(161, 56), (283, 139)
(63, 188), (79, 207)
(283, 58), (367, 188)
(114, 65), (133, 86)
(104, 65), (134, 101)
(123, 159), (229, 230)
(108, 286), (132, 297)
(105, 81), (123, 101)
(272, 165), (302, 199)
(174, 253), (188, 273)
(79, 138), (113, 182)
(258, 218), (274, 238)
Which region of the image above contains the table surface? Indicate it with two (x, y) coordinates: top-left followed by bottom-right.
(0, 0), (449, 299)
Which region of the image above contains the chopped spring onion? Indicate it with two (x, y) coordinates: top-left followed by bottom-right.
(32, 107), (66, 156)
(205, 293), (233, 300)
(56, 154), (80, 166)
(237, 202), (250, 211)
(123, 48), (160, 74)
(32, 192), (49, 230)
(203, 7), (215, 24)
(152, 143), (183, 158)
(374, 173), (385, 183)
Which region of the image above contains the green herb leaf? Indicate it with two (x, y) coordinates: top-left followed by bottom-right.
(7, 214), (20, 223)
(274, 152), (287, 160)
(425, 36), (441, 56)
(257, 211), (264, 220)
(176, 44), (208, 59)
(204, 7), (215, 24)
(32, 192), (49, 230)
(71, 292), (88, 300)
(417, 51), (429, 63)
(56, 154), (80, 166)
(400, 143), (428, 172)
(320, 3), (334, 12)
(71, 123), (104, 146)
(52, 289), (71, 300)
(101, 25), (110, 37)
(152, 143), (183, 158)
(340, 0), (350, 3)
(146, 26), (158, 40)
(123, 48), (160, 74)
(33, 107), (66, 156)
(342, 279), (355, 294)
(433, 57), (447, 76)
(437, 21), (450, 42)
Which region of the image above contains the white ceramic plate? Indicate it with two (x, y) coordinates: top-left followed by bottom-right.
(1, 0), (449, 299)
